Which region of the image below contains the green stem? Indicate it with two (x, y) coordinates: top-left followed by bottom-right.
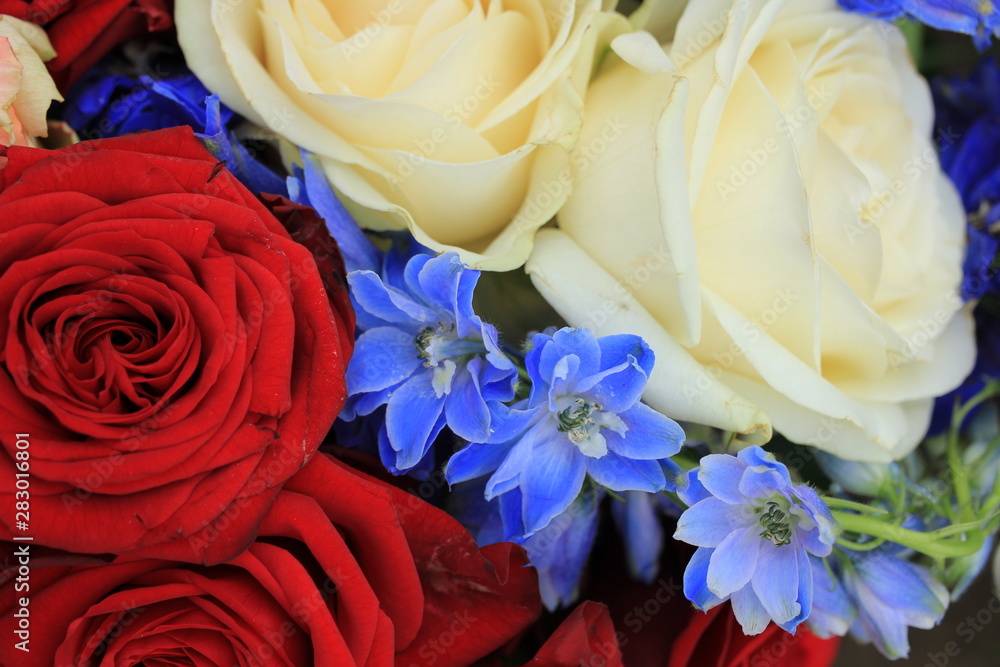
(948, 425), (975, 522)
(832, 511), (986, 559)
(836, 537), (887, 552)
(946, 381), (1000, 522)
(822, 497), (890, 515)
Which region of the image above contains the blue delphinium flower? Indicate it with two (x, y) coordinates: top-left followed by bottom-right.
(450, 480), (602, 611)
(341, 251), (517, 475)
(62, 59), (287, 197)
(445, 327), (685, 541)
(673, 446), (839, 634)
(819, 544), (949, 659)
(840, 0), (1000, 49)
(929, 57), (1000, 431)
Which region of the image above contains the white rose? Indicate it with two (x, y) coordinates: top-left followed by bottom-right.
(526, 0), (975, 461)
(0, 15), (60, 147)
(175, 0), (627, 270)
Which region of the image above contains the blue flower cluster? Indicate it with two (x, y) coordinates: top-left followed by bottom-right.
(62, 57), (287, 197)
(812, 543), (949, 659)
(334, 225), (686, 604)
(930, 57), (1000, 429)
(841, 0), (1000, 48)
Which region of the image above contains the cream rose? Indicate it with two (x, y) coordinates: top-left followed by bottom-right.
(175, 0), (627, 269)
(0, 15), (60, 147)
(526, 0), (975, 461)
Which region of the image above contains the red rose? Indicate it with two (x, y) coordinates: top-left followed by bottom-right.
(0, 453), (542, 666)
(521, 602), (624, 667)
(668, 606), (840, 667)
(0, 0), (172, 90)
(0, 127), (353, 563)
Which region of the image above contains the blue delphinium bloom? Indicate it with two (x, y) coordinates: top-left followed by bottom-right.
(840, 0), (1000, 48)
(450, 480), (602, 611)
(445, 327), (686, 541)
(929, 57), (1000, 431)
(835, 545), (948, 659)
(62, 61), (287, 197)
(341, 251), (517, 475)
(673, 446), (839, 634)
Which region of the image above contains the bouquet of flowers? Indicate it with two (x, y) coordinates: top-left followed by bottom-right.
(2, 0), (1000, 665)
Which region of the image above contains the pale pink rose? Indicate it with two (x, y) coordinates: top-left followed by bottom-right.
(0, 15), (60, 147)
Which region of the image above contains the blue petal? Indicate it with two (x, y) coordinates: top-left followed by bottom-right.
(519, 439), (587, 536)
(677, 467), (711, 506)
(731, 584), (771, 635)
(547, 354), (583, 405)
(611, 492), (664, 583)
(445, 362), (491, 442)
(698, 454), (749, 505)
(499, 487), (527, 541)
(229, 135), (289, 197)
(750, 541), (802, 626)
(606, 403), (685, 460)
(674, 497), (744, 548)
(378, 419), (438, 478)
(707, 528), (761, 597)
(576, 335), (653, 412)
(845, 552), (948, 659)
(341, 388), (391, 420)
(738, 447), (793, 486)
(739, 467), (793, 500)
(348, 270), (438, 328)
(486, 402), (540, 443)
(385, 372), (446, 471)
(790, 485), (838, 557)
(586, 452), (665, 492)
(854, 553), (948, 627)
(415, 253), (467, 316)
(452, 269), (483, 340)
(486, 418), (553, 497)
(479, 323), (518, 393)
(445, 439), (516, 485)
(539, 328), (601, 389)
(523, 331), (555, 406)
(598, 334), (654, 376)
(684, 547), (726, 611)
(660, 458), (685, 493)
(808, 556), (855, 639)
(296, 152), (381, 273)
(526, 490), (601, 610)
(783, 545), (813, 634)
(345, 327), (422, 395)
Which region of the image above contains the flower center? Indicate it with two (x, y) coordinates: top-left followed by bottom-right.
(756, 501), (792, 547)
(557, 399), (600, 443)
(415, 323), (487, 398)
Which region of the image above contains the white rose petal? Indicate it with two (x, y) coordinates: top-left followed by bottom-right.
(176, 0), (630, 270)
(527, 0), (975, 460)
